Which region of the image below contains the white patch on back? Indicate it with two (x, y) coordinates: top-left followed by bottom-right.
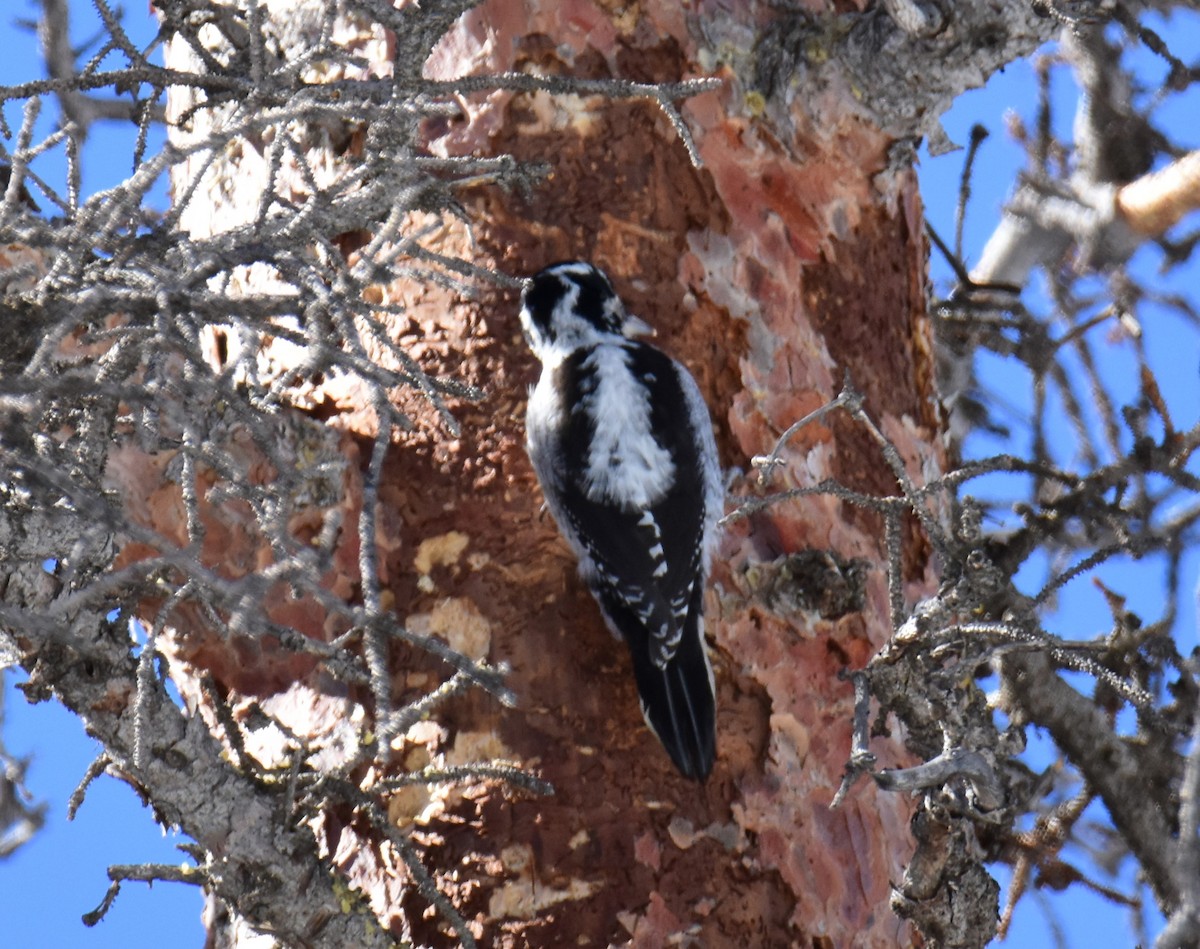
(580, 344), (675, 507)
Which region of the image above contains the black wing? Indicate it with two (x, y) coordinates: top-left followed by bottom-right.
(555, 343), (708, 658)
(551, 342), (716, 778)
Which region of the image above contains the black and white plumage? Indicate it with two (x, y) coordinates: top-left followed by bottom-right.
(519, 261), (723, 780)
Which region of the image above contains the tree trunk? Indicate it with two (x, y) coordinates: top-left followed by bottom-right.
(102, 0), (1057, 944)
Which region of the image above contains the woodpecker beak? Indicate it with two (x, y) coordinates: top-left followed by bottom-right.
(622, 315), (657, 338)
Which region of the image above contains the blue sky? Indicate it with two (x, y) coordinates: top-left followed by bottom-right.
(2, 2), (1197, 947)
(919, 9), (1200, 945)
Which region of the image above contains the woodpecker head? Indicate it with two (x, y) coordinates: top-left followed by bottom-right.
(519, 262), (653, 364)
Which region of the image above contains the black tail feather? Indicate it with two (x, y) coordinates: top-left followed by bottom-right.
(595, 580), (717, 780)
(629, 610), (716, 780)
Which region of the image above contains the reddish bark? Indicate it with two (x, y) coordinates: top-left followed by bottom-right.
(112, 2), (945, 944)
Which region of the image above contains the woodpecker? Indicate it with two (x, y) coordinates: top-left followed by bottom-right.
(519, 261), (722, 780)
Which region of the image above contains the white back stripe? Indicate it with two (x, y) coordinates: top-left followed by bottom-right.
(581, 344), (675, 507)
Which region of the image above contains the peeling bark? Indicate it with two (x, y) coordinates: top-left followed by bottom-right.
(141, 0), (949, 944)
(5, 0), (1102, 946)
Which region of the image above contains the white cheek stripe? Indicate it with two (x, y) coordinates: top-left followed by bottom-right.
(581, 345), (675, 507)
